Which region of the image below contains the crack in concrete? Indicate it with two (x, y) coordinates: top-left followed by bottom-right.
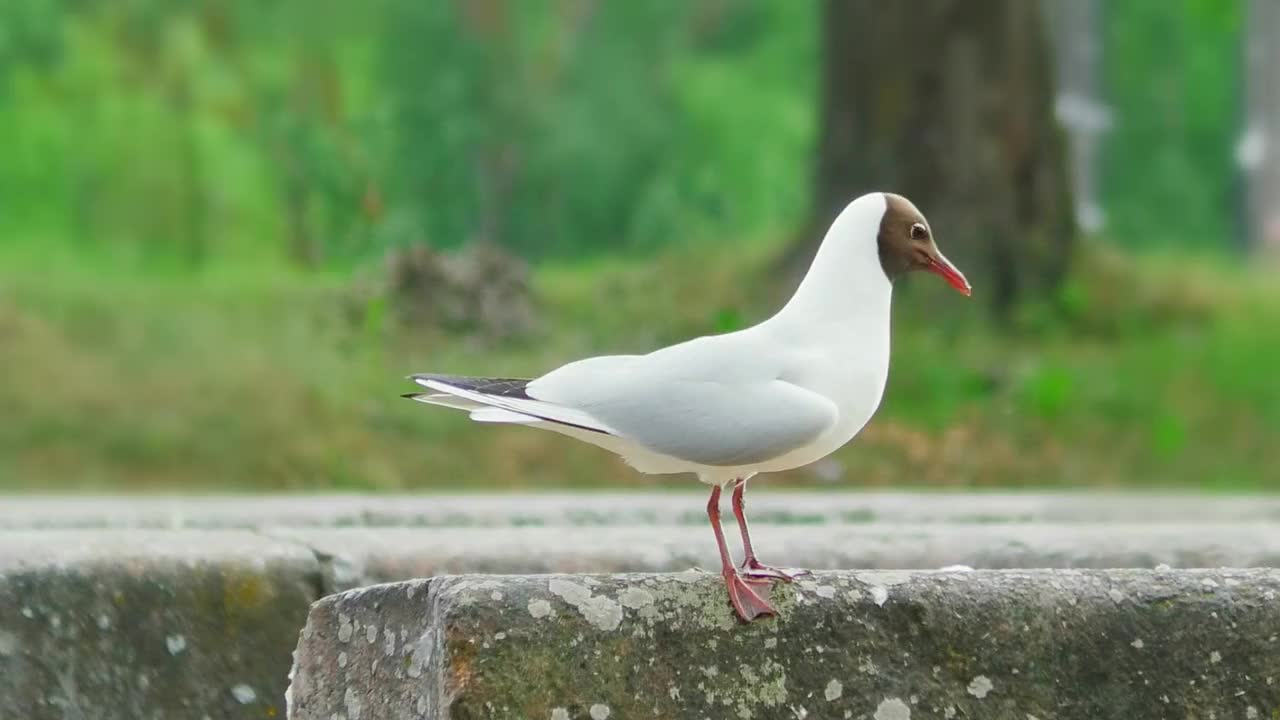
(249, 527), (345, 600)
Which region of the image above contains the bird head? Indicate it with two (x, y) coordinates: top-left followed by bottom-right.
(876, 193), (971, 296)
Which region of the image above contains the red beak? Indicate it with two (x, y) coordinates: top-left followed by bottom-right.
(925, 250), (971, 296)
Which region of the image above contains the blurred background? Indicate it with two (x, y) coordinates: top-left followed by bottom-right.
(0, 0), (1276, 492)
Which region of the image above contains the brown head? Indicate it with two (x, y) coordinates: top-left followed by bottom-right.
(876, 193), (971, 296)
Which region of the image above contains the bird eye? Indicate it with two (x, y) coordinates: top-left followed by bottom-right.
(910, 223), (928, 241)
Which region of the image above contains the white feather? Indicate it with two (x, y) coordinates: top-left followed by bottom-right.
(409, 393), (484, 411)
(413, 378), (619, 435)
(469, 408), (539, 424)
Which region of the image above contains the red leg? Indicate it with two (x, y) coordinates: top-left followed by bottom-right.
(707, 485), (776, 622)
(732, 479), (810, 582)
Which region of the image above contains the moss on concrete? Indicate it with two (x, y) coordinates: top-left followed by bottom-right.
(290, 569), (1280, 719)
(0, 537), (322, 720)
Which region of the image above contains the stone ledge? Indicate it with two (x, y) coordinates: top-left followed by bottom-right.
(268, 523), (1280, 591)
(0, 532), (323, 720)
(5, 492), (1279, 529)
(10, 524), (1280, 595)
(289, 569), (1280, 720)
(6, 527), (1280, 719)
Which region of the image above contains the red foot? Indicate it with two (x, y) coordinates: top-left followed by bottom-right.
(741, 559), (811, 583)
(724, 571), (778, 622)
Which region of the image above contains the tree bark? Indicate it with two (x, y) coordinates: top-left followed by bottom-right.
(796, 0), (1075, 315)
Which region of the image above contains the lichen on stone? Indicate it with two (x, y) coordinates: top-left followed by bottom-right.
(548, 578), (624, 632)
(406, 630), (435, 679)
(344, 686), (364, 720)
(230, 683), (257, 704)
(165, 634), (186, 656)
(528, 598), (553, 619)
(0, 630), (16, 656)
(873, 697), (911, 720)
(966, 675), (993, 698)
(618, 587), (655, 609)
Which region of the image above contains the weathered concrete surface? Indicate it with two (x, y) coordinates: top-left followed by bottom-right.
(7, 522), (1280, 599)
(290, 570), (1280, 720)
(6, 492), (1280, 529)
(0, 531), (323, 720)
(272, 523), (1280, 591)
(7, 517), (1280, 719)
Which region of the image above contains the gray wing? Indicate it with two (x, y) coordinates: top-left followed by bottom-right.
(526, 344), (838, 466)
(590, 378), (838, 466)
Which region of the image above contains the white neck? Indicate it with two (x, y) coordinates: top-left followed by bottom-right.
(770, 193), (894, 336)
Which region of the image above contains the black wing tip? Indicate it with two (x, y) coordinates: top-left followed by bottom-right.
(404, 373), (534, 400)
(401, 392), (424, 400)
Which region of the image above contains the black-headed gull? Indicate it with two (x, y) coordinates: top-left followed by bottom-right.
(405, 192), (970, 621)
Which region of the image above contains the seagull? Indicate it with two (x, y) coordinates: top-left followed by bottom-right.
(404, 192), (971, 622)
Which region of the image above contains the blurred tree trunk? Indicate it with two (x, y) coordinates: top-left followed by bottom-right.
(1242, 0), (1280, 260)
(1042, 0), (1108, 235)
(793, 0), (1075, 315)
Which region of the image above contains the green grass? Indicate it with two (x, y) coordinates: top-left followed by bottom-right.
(1, 241), (1278, 491)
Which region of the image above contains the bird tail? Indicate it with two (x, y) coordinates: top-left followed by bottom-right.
(403, 373), (616, 435)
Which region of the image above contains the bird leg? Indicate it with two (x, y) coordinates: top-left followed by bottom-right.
(707, 485), (777, 622)
(732, 479), (810, 582)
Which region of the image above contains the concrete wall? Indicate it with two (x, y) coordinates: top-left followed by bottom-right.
(3, 493), (1278, 719)
(291, 569), (1280, 720)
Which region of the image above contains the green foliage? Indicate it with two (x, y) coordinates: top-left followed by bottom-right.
(1102, 0), (1244, 251)
(1, 0), (1253, 261)
(0, 246), (1277, 491)
(0, 0), (1273, 491)
(0, 0), (815, 265)
(374, 0), (817, 258)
